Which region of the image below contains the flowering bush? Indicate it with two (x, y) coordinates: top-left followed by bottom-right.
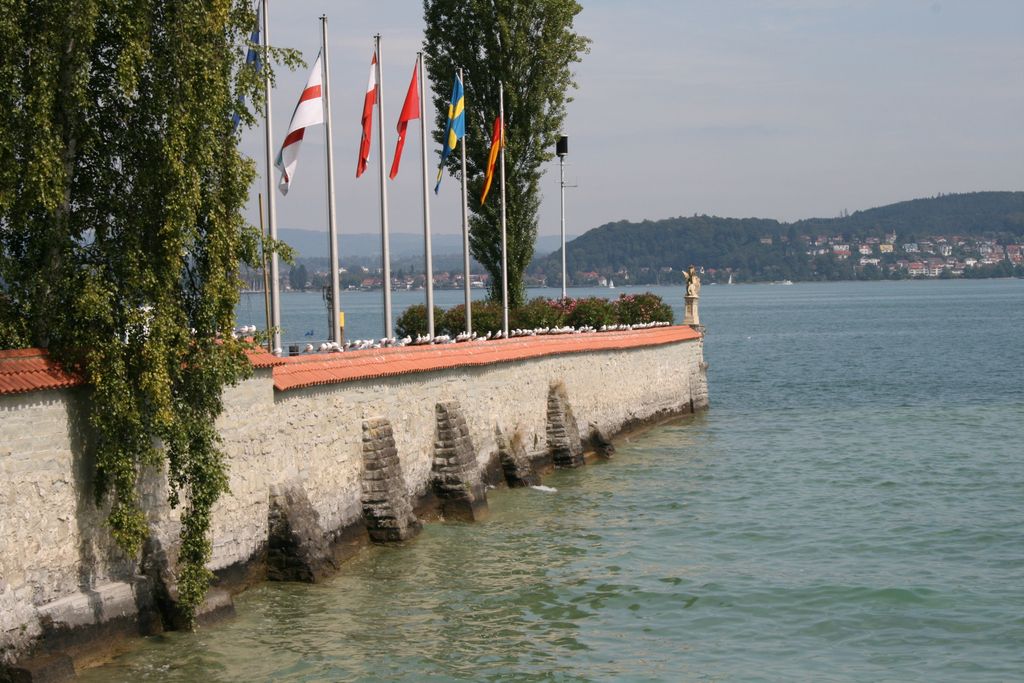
(614, 292), (674, 324)
(512, 297), (566, 329)
(433, 291), (674, 337)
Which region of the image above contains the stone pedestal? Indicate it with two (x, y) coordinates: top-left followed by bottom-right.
(683, 295), (700, 326)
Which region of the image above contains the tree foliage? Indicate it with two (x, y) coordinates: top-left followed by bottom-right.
(423, 0), (589, 307)
(0, 0), (296, 624)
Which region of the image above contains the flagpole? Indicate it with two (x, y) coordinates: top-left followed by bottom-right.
(498, 81), (509, 337)
(321, 16), (342, 345)
(459, 68), (472, 335)
(560, 152), (567, 300)
(262, 0), (282, 355)
(258, 193), (272, 353)
(374, 34), (394, 339)
(417, 53), (435, 339)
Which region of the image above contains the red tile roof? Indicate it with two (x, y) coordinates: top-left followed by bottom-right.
(245, 346), (286, 369)
(272, 326), (701, 392)
(0, 344), (284, 396)
(0, 348), (79, 396)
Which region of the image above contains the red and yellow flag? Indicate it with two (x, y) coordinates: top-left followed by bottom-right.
(480, 115), (503, 205)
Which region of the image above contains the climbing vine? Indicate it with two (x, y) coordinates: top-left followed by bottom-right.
(0, 0), (297, 624)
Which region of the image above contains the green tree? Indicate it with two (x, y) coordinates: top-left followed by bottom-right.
(0, 0), (296, 624)
(290, 263), (309, 291)
(423, 0), (590, 307)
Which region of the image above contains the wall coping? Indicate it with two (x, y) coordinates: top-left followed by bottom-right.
(0, 327), (701, 397)
(0, 348), (79, 396)
(272, 326), (701, 392)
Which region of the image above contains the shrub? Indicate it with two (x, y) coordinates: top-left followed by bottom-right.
(614, 292), (674, 325)
(512, 297), (566, 329)
(565, 296), (617, 328)
(396, 304), (444, 338)
(440, 300), (505, 336)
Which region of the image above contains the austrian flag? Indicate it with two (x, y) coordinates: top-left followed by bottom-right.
(357, 52), (378, 178)
(276, 52), (324, 195)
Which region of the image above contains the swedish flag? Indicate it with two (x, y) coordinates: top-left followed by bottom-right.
(434, 73), (465, 193)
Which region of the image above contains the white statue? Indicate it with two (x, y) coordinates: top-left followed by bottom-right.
(684, 265), (701, 297)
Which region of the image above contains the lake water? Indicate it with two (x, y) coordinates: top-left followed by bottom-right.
(83, 279), (1024, 682)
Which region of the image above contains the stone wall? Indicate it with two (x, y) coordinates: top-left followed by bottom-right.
(0, 334), (706, 675)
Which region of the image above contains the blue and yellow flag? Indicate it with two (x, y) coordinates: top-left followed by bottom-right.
(232, 1), (263, 133)
(434, 73), (465, 193)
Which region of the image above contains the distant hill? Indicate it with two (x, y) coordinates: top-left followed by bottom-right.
(535, 191), (1024, 284)
(795, 191), (1024, 237)
(281, 228), (575, 261)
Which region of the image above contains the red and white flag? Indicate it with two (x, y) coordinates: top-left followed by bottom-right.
(276, 52), (324, 195)
(356, 52), (378, 178)
(389, 59), (420, 180)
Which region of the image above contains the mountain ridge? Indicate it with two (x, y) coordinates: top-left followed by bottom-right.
(535, 191), (1024, 283)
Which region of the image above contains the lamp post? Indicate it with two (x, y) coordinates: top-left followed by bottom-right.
(556, 135), (569, 299)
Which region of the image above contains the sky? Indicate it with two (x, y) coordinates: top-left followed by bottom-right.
(240, 0), (1024, 242)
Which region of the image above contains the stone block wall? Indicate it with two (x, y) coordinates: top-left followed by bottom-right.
(0, 335), (706, 672)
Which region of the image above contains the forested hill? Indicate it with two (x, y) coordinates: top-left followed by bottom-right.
(795, 191), (1024, 237)
(536, 191), (1024, 284)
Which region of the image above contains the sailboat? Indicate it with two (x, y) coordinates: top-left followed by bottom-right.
(608, 279), (615, 289)
(727, 273), (734, 285)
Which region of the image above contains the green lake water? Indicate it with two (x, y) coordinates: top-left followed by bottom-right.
(82, 279), (1024, 681)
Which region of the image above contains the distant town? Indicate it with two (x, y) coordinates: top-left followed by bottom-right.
(241, 230), (1023, 293)
(689, 231), (1024, 283)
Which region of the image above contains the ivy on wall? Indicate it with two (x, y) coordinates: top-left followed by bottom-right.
(0, 0), (298, 624)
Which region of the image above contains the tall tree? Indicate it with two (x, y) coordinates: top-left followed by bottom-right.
(423, 0), (589, 306)
(290, 263), (309, 291)
(0, 0), (295, 623)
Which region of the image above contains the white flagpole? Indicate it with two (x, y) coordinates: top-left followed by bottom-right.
(417, 53), (435, 339)
(374, 35), (394, 339)
(459, 68), (472, 335)
(262, 0), (282, 355)
(321, 17), (341, 345)
(499, 81), (509, 337)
